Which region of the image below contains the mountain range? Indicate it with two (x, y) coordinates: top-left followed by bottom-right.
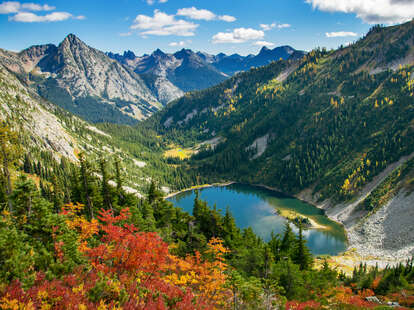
(0, 34), (304, 124)
(107, 45), (305, 103)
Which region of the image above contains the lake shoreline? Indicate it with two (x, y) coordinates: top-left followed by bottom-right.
(166, 181), (336, 232)
(164, 181), (236, 199)
(166, 182), (406, 269)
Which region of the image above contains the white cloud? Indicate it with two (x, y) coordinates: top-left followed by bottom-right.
(177, 7), (216, 20)
(119, 32), (132, 37)
(277, 23), (291, 29)
(219, 15), (236, 22)
(260, 22), (291, 31)
(9, 11), (73, 22)
(21, 3), (54, 11)
(326, 31), (358, 37)
(146, 0), (167, 5)
(1, 1), (84, 22)
(254, 41), (275, 47)
(260, 23), (276, 31)
(0, 1), (19, 13)
(0, 1), (54, 14)
(306, 0), (414, 24)
(212, 27), (265, 44)
(177, 7), (236, 22)
(169, 41), (186, 47)
(131, 10), (198, 36)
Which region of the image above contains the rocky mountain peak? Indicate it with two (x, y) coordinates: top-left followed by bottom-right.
(123, 50), (136, 60)
(59, 33), (89, 56)
(63, 33), (82, 44)
(174, 48), (194, 59)
(152, 48), (166, 58)
(259, 46), (270, 53)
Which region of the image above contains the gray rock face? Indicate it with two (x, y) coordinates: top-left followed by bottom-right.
(0, 34), (160, 123)
(0, 63), (77, 161)
(110, 48), (226, 104)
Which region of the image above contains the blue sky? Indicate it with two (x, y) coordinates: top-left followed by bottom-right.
(1, 0), (414, 56)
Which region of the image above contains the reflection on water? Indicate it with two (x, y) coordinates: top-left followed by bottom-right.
(168, 183), (347, 256)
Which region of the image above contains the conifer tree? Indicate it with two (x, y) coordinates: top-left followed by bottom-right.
(51, 175), (63, 212)
(99, 157), (113, 211)
(141, 201), (156, 232)
(281, 222), (295, 255)
(114, 157), (125, 206)
(293, 224), (312, 270)
(78, 153), (97, 218)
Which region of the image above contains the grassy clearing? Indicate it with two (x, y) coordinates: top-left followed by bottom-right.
(163, 146), (195, 160)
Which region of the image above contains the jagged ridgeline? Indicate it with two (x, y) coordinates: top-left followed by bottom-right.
(154, 21), (414, 204)
(0, 34), (304, 125)
(0, 34), (161, 124)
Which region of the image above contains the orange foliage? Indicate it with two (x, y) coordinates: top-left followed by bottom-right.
(0, 205), (231, 309)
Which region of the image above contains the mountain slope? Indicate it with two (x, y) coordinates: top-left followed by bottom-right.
(148, 20), (414, 259)
(0, 62), (188, 198)
(0, 34), (161, 124)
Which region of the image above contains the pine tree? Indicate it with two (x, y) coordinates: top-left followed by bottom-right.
(99, 157), (113, 211)
(281, 222), (295, 255)
(293, 224), (312, 270)
(147, 179), (162, 204)
(79, 153), (95, 218)
(23, 155), (32, 174)
(114, 157), (125, 206)
(193, 190), (202, 219)
(11, 175), (37, 220)
(51, 175), (63, 212)
(141, 201), (156, 232)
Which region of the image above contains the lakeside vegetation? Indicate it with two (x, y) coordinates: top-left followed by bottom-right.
(0, 123), (413, 308)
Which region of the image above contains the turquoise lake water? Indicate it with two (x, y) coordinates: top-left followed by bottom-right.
(168, 183), (347, 256)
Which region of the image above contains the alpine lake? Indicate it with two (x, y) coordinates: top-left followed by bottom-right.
(168, 183), (347, 256)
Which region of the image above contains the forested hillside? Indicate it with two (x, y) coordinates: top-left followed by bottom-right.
(135, 21), (414, 261)
(1, 119), (414, 308)
(156, 21), (414, 199)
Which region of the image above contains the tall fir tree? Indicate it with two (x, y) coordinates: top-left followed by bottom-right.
(293, 224), (312, 270)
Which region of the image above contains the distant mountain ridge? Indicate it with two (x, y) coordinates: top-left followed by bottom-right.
(107, 45), (306, 102)
(0, 34), (305, 124)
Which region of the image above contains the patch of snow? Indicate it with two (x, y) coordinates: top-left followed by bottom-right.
(133, 159), (146, 168)
(87, 125), (111, 138)
(178, 109), (197, 125)
(161, 186), (170, 194)
(283, 154), (291, 161)
(123, 186), (144, 198)
(199, 136), (224, 150)
(102, 146), (114, 154)
(164, 116), (173, 128)
(245, 134), (270, 160)
(276, 64), (298, 82)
